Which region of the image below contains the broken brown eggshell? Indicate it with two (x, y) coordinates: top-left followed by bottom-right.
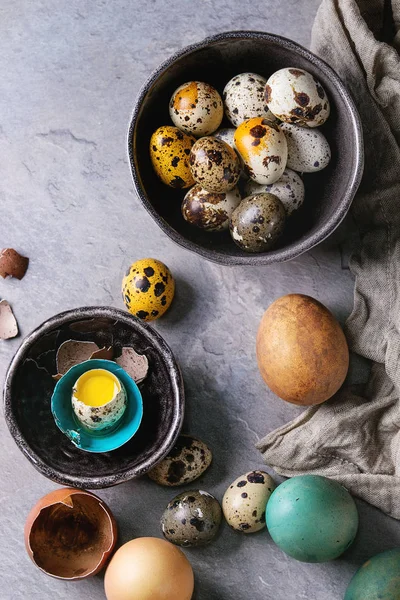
(24, 487), (117, 580)
(0, 300), (18, 340)
(115, 346), (149, 384)
(0, 248), (29, 279)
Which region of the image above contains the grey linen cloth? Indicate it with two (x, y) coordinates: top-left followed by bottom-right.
(257, 0), (400, 518)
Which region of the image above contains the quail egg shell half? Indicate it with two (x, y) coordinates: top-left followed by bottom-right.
(182, 184), (241, 231)
(280, 123), (331, 173)
(244, 168), (305, 216)
(230, 193), (286, 253)
(223, 72), (276, 127)
(169, 81), (223, 137)
(72, 368), (127, 432)
(265, 67), (330, 127)
(223, 470), (276, 533)
(189, 136), (241, 193)
(150, 126), (195, 189)
(234, 117), (287, 185)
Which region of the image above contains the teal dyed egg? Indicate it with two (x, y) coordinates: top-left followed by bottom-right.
(266, 475), (358, 563)
(345, 548), (400, 600)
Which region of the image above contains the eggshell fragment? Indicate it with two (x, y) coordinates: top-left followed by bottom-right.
(0, 248), (29, 279)
(115, 347), (149, 384)
(25, 488), (117, 580)
(0, 300), (18, 339)
(280, 123), (331, 172)
(91, 346), (114, 360)
(53, 340), (100, 379)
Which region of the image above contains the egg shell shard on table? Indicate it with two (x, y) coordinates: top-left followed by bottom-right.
(115, 347), (149, 383)
(0, 248), (29, 279)
(0, 300), (18, 339)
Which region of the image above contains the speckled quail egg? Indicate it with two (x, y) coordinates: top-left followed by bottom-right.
(161, 490), (222, 547)
(169, 81), (223, 137)
(148, 435), (212, 487)
(214, 128), (246, 173)
(182, 184), (241, 231)
(230, 193), (286, 253)
(223, 72), (276, 127)
(189, 136), (240, 192)
(280, 123), (331, 172)
(265, 68), (330, 127)
(150, 126), (195, 189)
(244, 168), (305, 216)
(234, 117), (287, 185)
(122, 258), (175, 321)
(223, 471), (276, 533)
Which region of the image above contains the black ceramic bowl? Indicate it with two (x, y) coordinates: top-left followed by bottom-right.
(3, 307), (184, 488)
(128, 31), (363, 266)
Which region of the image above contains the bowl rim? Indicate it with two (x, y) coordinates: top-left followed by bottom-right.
(127, 30), (364, 266)
(3, 306), (185, 488)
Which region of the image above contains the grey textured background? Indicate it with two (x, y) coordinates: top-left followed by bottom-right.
(1, 1), (400, 599)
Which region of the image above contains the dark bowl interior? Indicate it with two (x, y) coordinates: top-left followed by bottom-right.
(3, 307), (184, 488)
(128, 31), (363, 265)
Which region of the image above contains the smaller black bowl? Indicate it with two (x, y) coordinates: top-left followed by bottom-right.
(128, 30), (364, 266)
(3, 307), (184, 488)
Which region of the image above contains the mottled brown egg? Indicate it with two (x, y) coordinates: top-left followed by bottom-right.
(234, 117), (287, 185)
(256, 294), (349, 405)
(265, 68), (330, 127)
(169, 81), (223, 137)
(148, 434), (212, 486)
(189, 136), (240, 193)
(161, 490), (222, 547)
(150, 126), (195, 189)
(182, 184), (241, 231)
(229, 193), (286, 253)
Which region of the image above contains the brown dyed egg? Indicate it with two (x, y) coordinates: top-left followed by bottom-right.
(182, 184), (241, 231)
(256, 294), (349, 406)
(148, 434), (213, 486)
(189, 136), (240, 193)
(105, 537), (194, 600)
(169, 81), (223, 137)
(25, 488), (117, 580)
(265, 68), (330, 127)
(229, 193), (286, 253)
(150, 126), (195, 189)
(234, 117), (287, 184)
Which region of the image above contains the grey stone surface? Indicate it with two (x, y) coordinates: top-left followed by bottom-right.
(1, 1), (399, 599)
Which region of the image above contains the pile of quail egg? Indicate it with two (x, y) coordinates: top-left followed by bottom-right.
(149, 69), (331, 253)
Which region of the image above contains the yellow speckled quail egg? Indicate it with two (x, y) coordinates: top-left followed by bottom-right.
(265, 67), (330, 127)
(169, 81), (223, 137)
(234, 117), (287, 185)
(182, 184), (241, 231)
(280, 123), (331, 172)
(244, 168), (305, 216)
(223, 471), (276, 533)
(150, 126), (195, 189)
(122, 258), (175, 321)
(189, 136), (240, 193)
(223, 72), (275, 127)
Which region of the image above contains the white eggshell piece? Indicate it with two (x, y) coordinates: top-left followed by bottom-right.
(169, 81), (223, 137)
(72, 375), (127, 432)
(280, 123), (331, 173)
(223, 73), (276, 127)
(244, 168), (305, 215)
(222, 471), (276, 533)
(234, 117), (288, 185)
(182, 184), (241, 231)
(265, 68), (330, 127)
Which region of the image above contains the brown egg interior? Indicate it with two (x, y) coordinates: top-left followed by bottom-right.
(29, 493), (114, 579)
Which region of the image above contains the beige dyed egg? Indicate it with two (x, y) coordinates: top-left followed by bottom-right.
(189, 136), (240, 192)
(280, 123), (331, 172)
(182, 184), (241, 231)
(244, 168), (305, 216)
(169, 81), (223, 137)
(223, 471), (276, 533)
(234, 117), (287, 185)
(265, 68), (330, 127)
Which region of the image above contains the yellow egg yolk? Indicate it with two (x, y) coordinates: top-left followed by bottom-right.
(74, 369), (120, 407)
